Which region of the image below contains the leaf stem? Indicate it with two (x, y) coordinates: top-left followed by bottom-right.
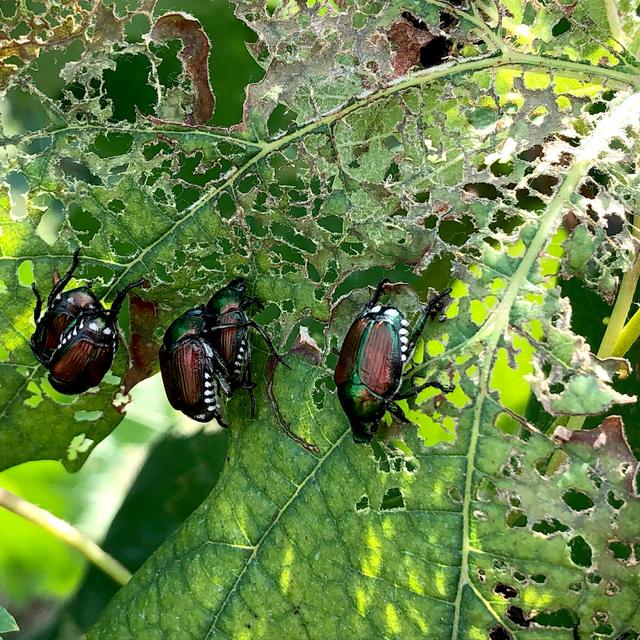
(0, 486), (132, 586)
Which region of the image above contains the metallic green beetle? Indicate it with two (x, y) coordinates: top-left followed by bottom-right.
(334, 278), (454, 443)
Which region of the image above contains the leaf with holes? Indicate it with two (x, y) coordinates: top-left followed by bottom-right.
(2, 0), (640, 637)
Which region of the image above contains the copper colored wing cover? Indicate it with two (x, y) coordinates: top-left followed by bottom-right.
(49, 339), (113, 391)
(211, 310), (245, 368)
(160, 340), (206, 410)
(43, 312), (73, 353)
(359, 321), (400, 397)
(335, 318), (368, 386)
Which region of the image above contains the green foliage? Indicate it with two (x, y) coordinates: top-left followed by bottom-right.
(1, 0), (640, 637)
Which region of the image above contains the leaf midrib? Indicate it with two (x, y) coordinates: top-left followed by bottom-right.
(203, 427), (351, 639)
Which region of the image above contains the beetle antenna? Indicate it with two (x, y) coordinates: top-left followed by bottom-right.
(47, 247), (82, 306)
(108, 278), (144, 319)
(365, 278), (391, 310)
(248, 320), (291, 370)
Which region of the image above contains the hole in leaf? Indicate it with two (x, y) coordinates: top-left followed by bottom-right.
(531, 608), (577, 628)
(568, 535), (593, 567)
(562, 489), (594, 511)
(529, 174), (558, 196)
(607, 491), (625, 509)
(102, 53), (157, 122)
(355, 495), (370, 512)
(490, 211), (524, 234)
(518, 145), (543, 162)
(606, 213), (624, 236)
(476, 477), (497, 502)
(506, 605), (530, 627)
(531, 518), (569, 536)
(552, 17), (571, 36)
(92, 132), (133, 158)
(494, 583), (518, 599)
(506, 509), (527, 528)
(463, 182), (499, 200)
(438, 215), (476, 246)
(586, 101), (607, 115)
(419, 36), (451, 68)
(489, 625), (513, 640)
(588, 167), (610, 187)
(400, 10), (428, 30)
(380, 487), (405, 511)
(516, 188), (544, 211)
(439, 10), (458, 29)
(490, 160), (514, 177)
(579, 179), (599, 199)
(608, 540), (632, 561)
(17, 260), (35, 287)
(59, 158), (102, 185)
(69, 204), (101, 243)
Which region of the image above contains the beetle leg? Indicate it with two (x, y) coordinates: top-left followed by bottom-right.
(47, 247), (82, 306)
(404, 287), (453, 354)
(394, 379), (454, 400)
(247, 320), (291, 370)
(364, 278), (391, 311)
(214, 410), (229, 429)
(31, 283), (43, 323)
(387, 401), (409, 423)
(242, 359), (257, 418)
(108, 278), (145, 320)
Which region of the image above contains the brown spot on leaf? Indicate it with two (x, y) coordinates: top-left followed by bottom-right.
(290, 326), (322, 365)
(387, 14), (437, 76)
(563, 211), (579, 231)
(554, 416), (639, 496)
(150, 12), (214, 125)
(122, 293), (160, 394)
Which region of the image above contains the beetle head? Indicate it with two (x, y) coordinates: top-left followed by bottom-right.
(206, 278), (247, 316)
(337, 383), (385, 443)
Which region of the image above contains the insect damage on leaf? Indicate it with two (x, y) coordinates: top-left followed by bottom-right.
(149, 12), (215, 125)
(1, 0), (640, 637)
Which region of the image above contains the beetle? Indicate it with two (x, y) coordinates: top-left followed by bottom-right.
(159, 307), (228, 425)
(204, 278), (289, 417)
(30, 249), (143, 394)
(30, 248), (101, 365)
(334, 278), (454, 443)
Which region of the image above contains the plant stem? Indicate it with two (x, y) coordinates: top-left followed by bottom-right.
(612, 306), (640, 356)
(597, 232), (640, 358)
(0, 487), (132, 586)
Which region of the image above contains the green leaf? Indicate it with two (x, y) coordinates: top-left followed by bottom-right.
(2, 0), (640, 636)
(89, 355), (640, 639)
(0, 605), (18, 636)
